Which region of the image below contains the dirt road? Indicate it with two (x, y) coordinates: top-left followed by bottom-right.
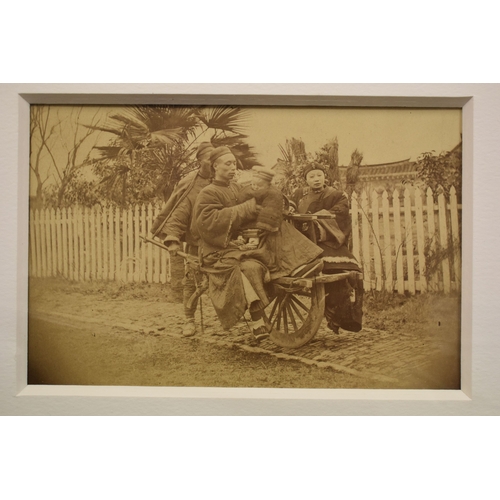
(28, 279), (461, 389)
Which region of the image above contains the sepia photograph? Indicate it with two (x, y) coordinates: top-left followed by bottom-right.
(27, 103), (462, 390)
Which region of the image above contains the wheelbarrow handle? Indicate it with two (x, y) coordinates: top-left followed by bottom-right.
(139, 235), (190, 260)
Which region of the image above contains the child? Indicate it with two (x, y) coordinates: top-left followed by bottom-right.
(233, 166), (323, 279)
(235, 166), (285, 249)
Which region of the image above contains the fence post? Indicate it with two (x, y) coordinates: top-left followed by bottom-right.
(50, 208), (57, 277)
(56, 208), (63, 277)
(140, 204), (147, 282)
(62, 207), (68, 279)
(449, 186), (461, 289)
(29, 210), (37, 277)
(96, 205), (103, 281)
(351, 192), (361, 263)
(147, 204), (154, 284)
(133, 204), (141, 282)
(127, 206), (133, 282)
(42, 209), (52, 277)
(35, 209), (42, 278)
(68, 206), (75, 281)
(90, 206), (98, 281)
(104, 204), (115, 280)
(392, 189), (405, 294)
(414, 187), (427, 292)
(41, 208), (49, 277)
(381, 190), (393, 291)
(403, 188), (415, 294)
(360, 191), (372, 292)
(426, 187), (438, 291)
(370, 190), (383, 291)
(438, 190), (451, 293)
(103, 204), (109, 281)
(153, 205), (161, 283)
(77, 206), (85, 281)
(115, 206), (121, 282)
(81, 206), (89, 281)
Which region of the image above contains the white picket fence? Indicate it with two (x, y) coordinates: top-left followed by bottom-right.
(28, 186), (462, 294)
(350, 186), (461, 293)
(29, 204), (171, 284)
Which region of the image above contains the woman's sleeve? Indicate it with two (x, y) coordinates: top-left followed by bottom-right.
(320, 190), (351, 239)
(323, 190), (349, 215)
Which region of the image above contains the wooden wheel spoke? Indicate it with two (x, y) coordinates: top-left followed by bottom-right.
(290, 294), (310, 313)
(275, 295), (286, 330)
(288, 297), (305, 324)
(268, 295), (281, 324)
(285, 300), (299, 334)
(270, 296), (283, 328)
(282, 300), (289, 335)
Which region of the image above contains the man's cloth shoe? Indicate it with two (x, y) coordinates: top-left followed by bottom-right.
(251, 316), (271, 342)
(252, 326), (270, 342)
(182, 321), (196, 337)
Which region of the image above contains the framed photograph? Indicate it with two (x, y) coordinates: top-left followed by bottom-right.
(2, 83), (498, 415)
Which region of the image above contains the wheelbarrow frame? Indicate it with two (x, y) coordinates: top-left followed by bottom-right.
(141, 212), (362, 349)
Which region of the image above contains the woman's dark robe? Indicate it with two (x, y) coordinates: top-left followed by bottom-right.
(291, 185), (363, 332)
(291, 186), (360, 272)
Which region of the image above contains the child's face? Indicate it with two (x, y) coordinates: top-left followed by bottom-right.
(251, 176), (270, 194)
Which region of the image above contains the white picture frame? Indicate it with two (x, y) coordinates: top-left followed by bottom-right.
(1, 83), (497, 415)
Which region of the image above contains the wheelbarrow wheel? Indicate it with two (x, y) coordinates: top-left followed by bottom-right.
(265, 281), (325, 349)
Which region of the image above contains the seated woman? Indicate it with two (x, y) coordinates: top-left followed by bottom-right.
(290, 162), (363, 333)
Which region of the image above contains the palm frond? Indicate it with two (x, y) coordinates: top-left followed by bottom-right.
(94, 146), (130, 159)
(131, 106), (198, 134)
(289, 138), (307, 162)
(196, 106), (250, 135)
(212, 136), (261, 170)
(94, 107), (199, 154)
(149, 128), (185, 146)
(108, 109), (150, 132)
(84, 124), (125, 136)
(278, 143), (292, 164)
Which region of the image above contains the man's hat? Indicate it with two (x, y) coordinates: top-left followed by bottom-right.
(210, 146), (234, 164)
(252, 165), (275, 183)
(196, 142), (214, 159)
(303, 162), (326, 178)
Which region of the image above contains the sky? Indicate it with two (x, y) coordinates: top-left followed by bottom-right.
(242, 106), (462, 167)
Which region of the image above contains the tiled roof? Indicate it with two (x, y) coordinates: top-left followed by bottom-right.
(340, 159), (417, 180)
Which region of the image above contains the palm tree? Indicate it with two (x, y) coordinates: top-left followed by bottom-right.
(89, 105), (259, 206)
(88, 106), (197, 206)
(273, 138), (309, 197)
